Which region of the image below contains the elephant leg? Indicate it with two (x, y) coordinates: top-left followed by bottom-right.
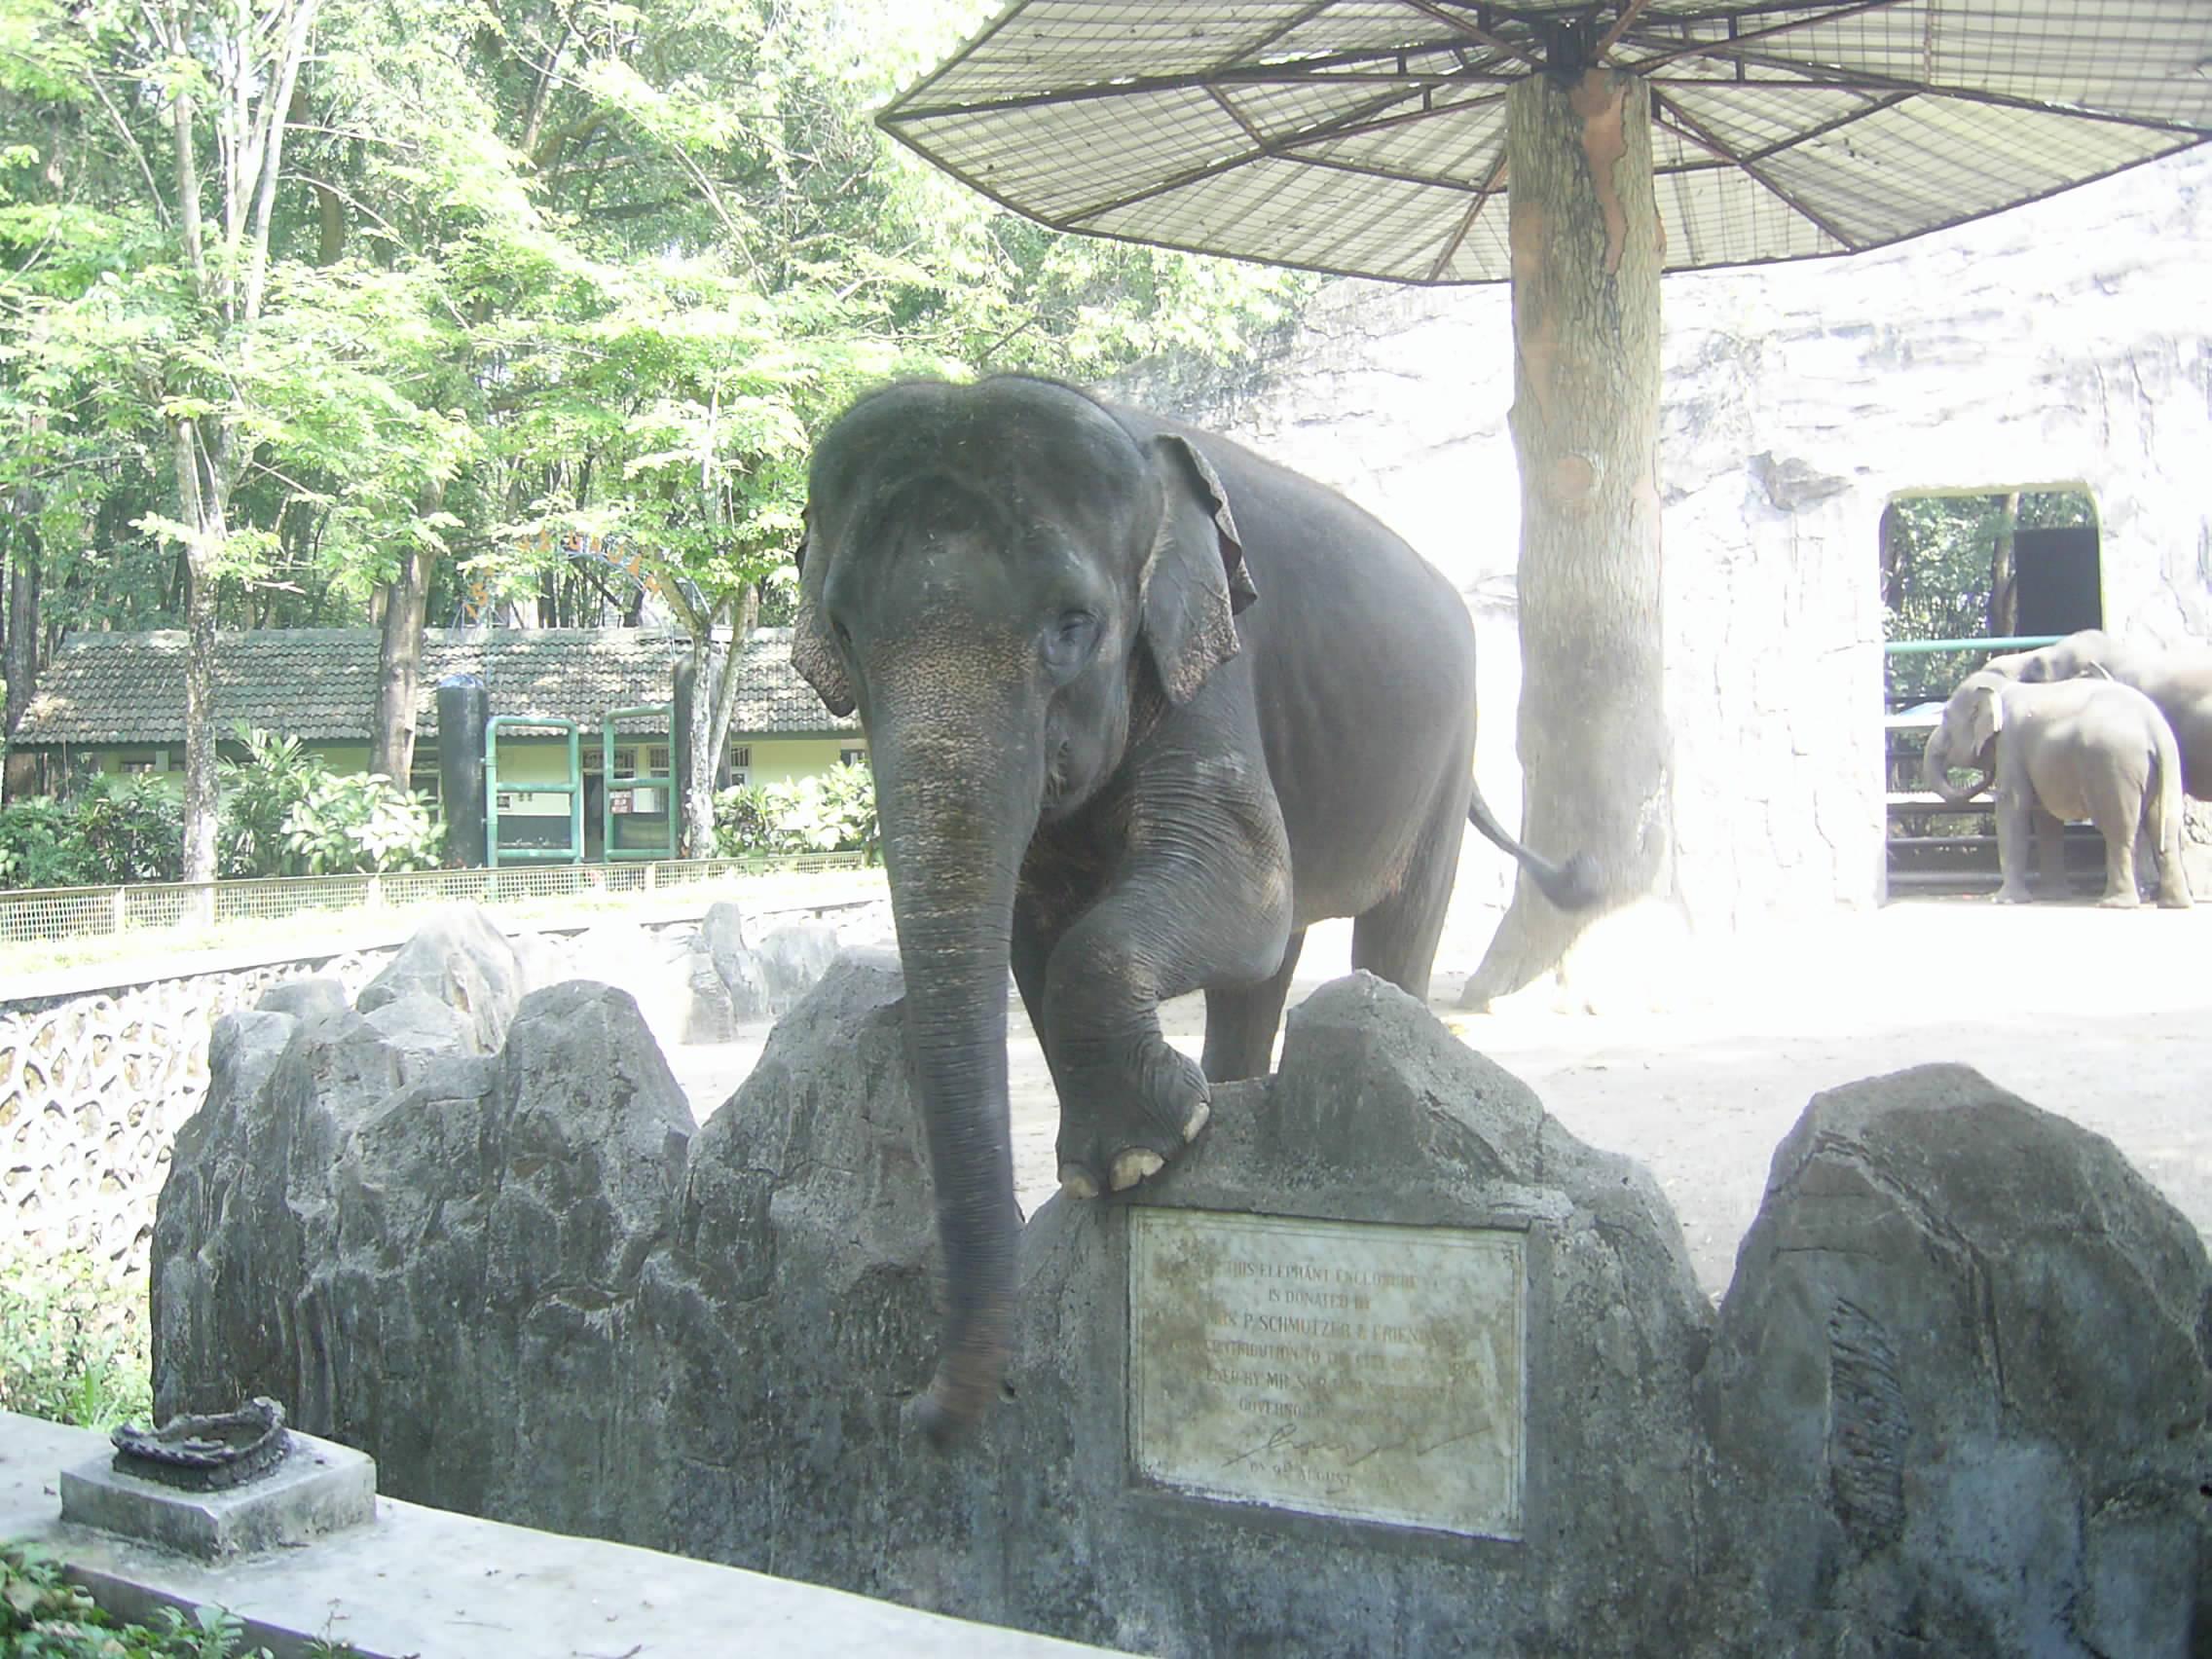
(1351, 793), (1465, 1004)
(2093, 792), (2142, 908)
(1043, 838), (1291, 1198)
(1201, 928), (1307, 1084)
(1010, 901), (1056, 1051)
(2029, 807), (2069, 898)
(1993, 788), (2036, 903)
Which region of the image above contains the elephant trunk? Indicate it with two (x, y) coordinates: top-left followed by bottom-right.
(868, 710), (1040, 1445)
(1922, 733), (1987, 804)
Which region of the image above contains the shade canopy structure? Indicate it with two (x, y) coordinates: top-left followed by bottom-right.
(879, 2), (2212, 285)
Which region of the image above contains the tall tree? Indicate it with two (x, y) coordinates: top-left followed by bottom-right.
(1462, 70), (1669, 1009)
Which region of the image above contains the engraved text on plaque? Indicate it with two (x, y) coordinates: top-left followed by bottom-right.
(1128, 1208), (1525, 1537)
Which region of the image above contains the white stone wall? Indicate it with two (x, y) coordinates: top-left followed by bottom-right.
(1179, 147), (2212, 929)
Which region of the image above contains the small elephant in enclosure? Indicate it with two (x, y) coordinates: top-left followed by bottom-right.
(1922, 669), (2192, 909)
(2016, 628), (2212, 800)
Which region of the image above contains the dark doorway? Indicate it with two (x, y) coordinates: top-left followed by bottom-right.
(2010, 524), (2103, 639)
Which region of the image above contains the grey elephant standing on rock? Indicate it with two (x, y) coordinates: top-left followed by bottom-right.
(2014, 627), (2212, 800)
(1922, 669), (2191, 909)
(791, 374), (1600, 1440)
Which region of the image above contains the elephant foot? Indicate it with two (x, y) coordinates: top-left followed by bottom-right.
(2097, 888), (2142, 909)
(1994, 884), (2036, 904)
(1055, 1042), (1211, 1201)
(2158, 886), (2194, 909)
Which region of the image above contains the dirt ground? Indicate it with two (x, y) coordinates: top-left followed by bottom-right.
(665, 896), (2212, 1300)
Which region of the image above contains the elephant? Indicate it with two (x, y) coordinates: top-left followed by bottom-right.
(791, 374), (1599, 1441)
(1921, 668), (2192, 909)
(2014, 627), (2212, 800)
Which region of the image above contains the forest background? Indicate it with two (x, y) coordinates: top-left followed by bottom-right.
(0, 0), (1306, 875)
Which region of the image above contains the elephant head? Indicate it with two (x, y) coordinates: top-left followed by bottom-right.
(789, 376), (1254, 1441)
(1922, 670), (2009, 802)
(2016, 628), (2116, 683)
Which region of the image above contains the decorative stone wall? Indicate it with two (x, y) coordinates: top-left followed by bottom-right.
(0, 948), (399, 1280)
(1142, 148), (2212, 928)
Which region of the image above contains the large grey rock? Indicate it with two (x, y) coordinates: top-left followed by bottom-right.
(682, 903), (770, 1040)
(756, 923), (841, 1013)
(153, 980), (692, 1541)
(681, 907), (834, 1042)
(505, 926), (572, 994)
(256, 977), (349, 1020)
(1697, 1064), (2212, 1657)
(2183, 800), (2212, 900)
(354, 904), (525, 1053)
(155, 971), (2211, 1654)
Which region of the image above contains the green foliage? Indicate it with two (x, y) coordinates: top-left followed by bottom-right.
(0, 779), (181, 890)
(68, 778), (184, 886)
(0, 797), (86, 890)
(215, 726), (321, 878)
(281, 773), (443, 875)
(713, 762), (874, 859)
(0, 1250), (150, 1432)
(1881, 490), (2096, 704)
(710, 783), (775, 858)
(0, 1544), (361, 1656)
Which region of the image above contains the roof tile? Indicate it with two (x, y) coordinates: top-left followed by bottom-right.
(13, 626), (857, 747)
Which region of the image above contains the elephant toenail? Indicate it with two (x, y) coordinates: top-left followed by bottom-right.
(1058, 1164), (1100, 1201)
(1181, 1101), (1210, 1144)
(1110, 1149), (1165, 1192)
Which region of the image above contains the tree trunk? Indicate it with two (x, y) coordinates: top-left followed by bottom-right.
(173, 419), (224, 886)
(372, 484), (445, 784)
(704, 585), (756, 789)
(4, 514), (42, 801)
(1462, 69), (1669, 1008)
(682, 630), (716, 858)
(1988, 490), (2020, 637)
(372, 548), (435, 784)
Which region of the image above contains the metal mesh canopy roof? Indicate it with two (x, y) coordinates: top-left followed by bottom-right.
(879, 2), (2212, 282)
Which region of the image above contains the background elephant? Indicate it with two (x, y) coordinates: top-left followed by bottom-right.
(791, 374), (1597, 1439)
(1922, 668), (2191, 908)
(2016, 628), (2212, 799)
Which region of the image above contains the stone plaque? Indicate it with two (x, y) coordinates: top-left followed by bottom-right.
(1128, 1207), (1525, 1538)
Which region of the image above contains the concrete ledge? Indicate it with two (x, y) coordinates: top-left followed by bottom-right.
(3, 1413), (1100, 1658)
(59, 1431), (376, 1561)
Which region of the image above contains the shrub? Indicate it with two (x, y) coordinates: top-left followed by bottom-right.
(217, 725), (320, 878)
(0, 797), (89, 890)
(768, 763), (878, 859)
(0, 779), (182, 891)
(70, 776), (185, 886)
(712, 764), (877, 862)
(282, 773), (444, 875)
(0, 1545), (360, 1656)
(0, 1250), (151, 1432)
(711, 783), (775, 858)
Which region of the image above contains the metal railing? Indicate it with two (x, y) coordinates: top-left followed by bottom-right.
(0, 852), (874, 949)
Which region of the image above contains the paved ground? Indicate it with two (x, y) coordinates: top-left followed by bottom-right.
(666, 896), (2212, 1300)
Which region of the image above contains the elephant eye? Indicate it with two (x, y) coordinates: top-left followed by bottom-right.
(1042, 611), (1099, 682)
(831, 618), (854, 652)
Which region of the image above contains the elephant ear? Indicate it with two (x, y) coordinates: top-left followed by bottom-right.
(1140, 434), (1257, 706)
(790, 513), (856, 718)
(1964, 681), (2007, 754)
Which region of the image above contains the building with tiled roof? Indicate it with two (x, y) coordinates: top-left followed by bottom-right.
(10, 627), (862, 806)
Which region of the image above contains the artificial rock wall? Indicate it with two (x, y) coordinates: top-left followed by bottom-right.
(1155, 147), (2212, 930)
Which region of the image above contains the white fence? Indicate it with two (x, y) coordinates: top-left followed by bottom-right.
(0, 852), (872, 948)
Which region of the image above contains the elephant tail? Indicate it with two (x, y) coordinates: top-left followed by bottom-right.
(1468, 785), (1603, 910)
(2151, 707), (2188, 861)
